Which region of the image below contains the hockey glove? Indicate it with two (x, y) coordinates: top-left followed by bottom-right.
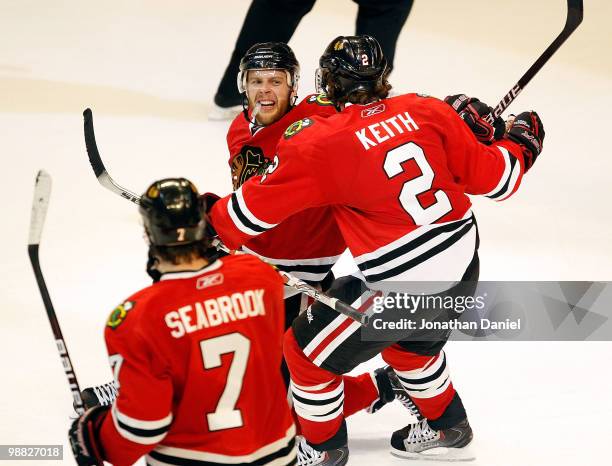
(507, 111), (545, 172)
(444, 94), (505, 144)
(201, 193), (220, 238)
(68, 405), (109, 466)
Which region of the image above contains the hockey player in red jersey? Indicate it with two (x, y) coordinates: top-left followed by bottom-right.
(226, 41), (418, 437)
(228, 41), (342, 290)
(209, 35), (545, 464)
(68, 179), (296, 466)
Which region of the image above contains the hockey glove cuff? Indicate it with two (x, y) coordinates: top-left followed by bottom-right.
(68, 405), (109, 466)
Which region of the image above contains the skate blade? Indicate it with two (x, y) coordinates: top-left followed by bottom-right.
(390, 445), (476, 462)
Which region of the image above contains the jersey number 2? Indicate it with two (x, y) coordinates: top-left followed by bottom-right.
(383, 142), (451, 224)
(200, 333), (251, 431)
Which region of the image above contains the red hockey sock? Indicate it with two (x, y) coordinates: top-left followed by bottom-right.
(284, 329), (345, 444)
(342, 372), (378, 417)
(382, 344), (455, 420)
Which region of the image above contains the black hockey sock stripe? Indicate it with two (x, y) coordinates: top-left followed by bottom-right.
(396, 356), (447, 387)
(291, 390), (343, 407)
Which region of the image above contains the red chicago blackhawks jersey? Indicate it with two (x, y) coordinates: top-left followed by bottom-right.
(226, 94), (344, 284)
(97, 255), (295, 466)
(211, 94), (528, 287)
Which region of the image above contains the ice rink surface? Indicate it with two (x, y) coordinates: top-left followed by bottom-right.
(1, 1), (612, 464)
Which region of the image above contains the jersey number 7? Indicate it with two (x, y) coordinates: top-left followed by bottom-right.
(200, 333), (251, 431)
(384, 142), (452, 224)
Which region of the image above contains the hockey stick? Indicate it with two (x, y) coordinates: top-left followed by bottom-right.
(28, 170), (85, 415)
(82, 109), (370, 326)
(485, 0), (583, 124)
(210, 239), (369, 325)
(83, 108), (141, 205)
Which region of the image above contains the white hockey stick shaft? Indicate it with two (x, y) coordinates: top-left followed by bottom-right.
(28, 170), (85, 414)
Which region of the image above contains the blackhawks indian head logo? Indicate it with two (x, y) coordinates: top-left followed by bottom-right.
(231, 146), (271, 190)
(107, 301), (135, 329)
(283, 118), (314, 140)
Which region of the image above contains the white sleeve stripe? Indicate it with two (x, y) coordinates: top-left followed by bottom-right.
(235, 186), (278, 229)
(484, 146), (511, 197)
(113, 405), (172, 430)
(495, 161), (522, 201)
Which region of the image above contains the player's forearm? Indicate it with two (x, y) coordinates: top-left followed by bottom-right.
(210, 194), (267, 249)
(464, 138), (526, 201)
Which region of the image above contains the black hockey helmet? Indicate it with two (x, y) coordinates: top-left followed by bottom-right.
(316, 35), (389, 104)
(237, 42), (300, 95)
(139, 178), (207, 247)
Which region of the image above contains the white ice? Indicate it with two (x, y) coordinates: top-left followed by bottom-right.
(1, 1), (611, 465)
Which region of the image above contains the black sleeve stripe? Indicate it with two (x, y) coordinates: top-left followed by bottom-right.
(148, 436), (296, 466)
(117, 418), (170, 438)
(487, 154), (519, 199)
(231, 192), (268, 233)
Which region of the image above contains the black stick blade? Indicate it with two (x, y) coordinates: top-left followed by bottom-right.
(83, 108), (106, 178)
(82, 108), (142, 205)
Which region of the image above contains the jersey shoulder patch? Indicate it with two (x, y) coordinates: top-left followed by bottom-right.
(107, 300), (136, 329)
(306, 93), (334, 106)
(283, 117), (315, 140)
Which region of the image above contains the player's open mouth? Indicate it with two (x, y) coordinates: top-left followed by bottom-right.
(258, 100), (276, 110)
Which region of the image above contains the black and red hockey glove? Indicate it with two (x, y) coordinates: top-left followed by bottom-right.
(201, 192), (220, 238)
(444, 94), (505, 144)
(507, 111), (545, 172)
(68, 405), (109, 466)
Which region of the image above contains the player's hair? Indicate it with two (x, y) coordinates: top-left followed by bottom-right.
(323, 68), (392, 106)
(149, 240), (211, 265)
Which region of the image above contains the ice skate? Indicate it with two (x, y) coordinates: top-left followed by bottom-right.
(390, 418), (474, 461)
(296, 436), (348, 466)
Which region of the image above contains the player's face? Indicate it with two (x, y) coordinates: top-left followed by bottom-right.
(246, 70), (292, 125)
